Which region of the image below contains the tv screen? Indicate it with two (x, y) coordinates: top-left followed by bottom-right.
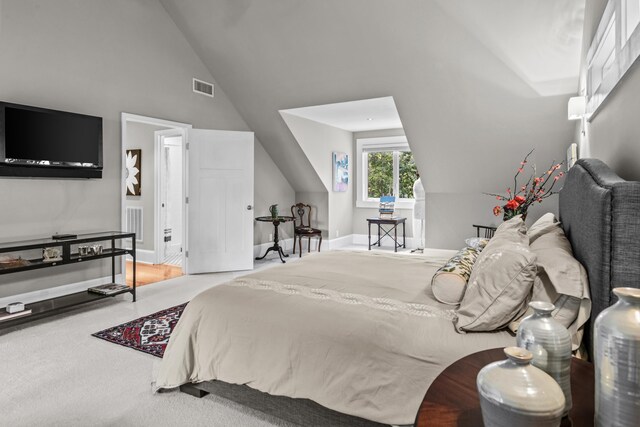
(0, 102), (103, 178)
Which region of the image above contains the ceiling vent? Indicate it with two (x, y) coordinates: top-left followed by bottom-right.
(193, 78), (214, 98)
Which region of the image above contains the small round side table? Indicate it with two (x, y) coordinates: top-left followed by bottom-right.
(415, 347), (594, 427)
(255, 216), (294, 263)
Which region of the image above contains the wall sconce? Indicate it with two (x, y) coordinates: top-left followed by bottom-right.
(568, 96), (587, 120)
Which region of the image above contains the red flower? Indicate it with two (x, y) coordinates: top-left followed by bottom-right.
(505, 199), (520, 210)
(493, 206), (502, 216)
(514, 195), (526, 204)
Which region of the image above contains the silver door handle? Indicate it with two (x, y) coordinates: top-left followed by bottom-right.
(247, 205), (253, 210)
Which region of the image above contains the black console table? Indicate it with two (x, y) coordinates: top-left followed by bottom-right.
(0, 231), (136, 328)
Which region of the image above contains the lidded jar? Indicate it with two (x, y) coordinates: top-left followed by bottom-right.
(594, 287), (640, 427)
(476, 347), (565, 427)
(516, 301), (572, 415)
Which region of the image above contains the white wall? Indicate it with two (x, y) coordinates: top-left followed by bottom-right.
(0, 0), (294, 299)
(281, 113), (354, 239)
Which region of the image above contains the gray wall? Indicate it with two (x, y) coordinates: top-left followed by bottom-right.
(124, 122), (169, 251)
(161, 0), (575, 250)
(576, 0), (640, 181)
(281, 113), (354, 239)
(0, 0), (293, 299)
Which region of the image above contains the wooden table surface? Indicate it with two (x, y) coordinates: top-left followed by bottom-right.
(415, 347), (595, 427)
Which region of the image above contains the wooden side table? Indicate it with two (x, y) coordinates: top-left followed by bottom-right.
(366, 217), (406, 252)
(415, 348), (594, 427)
(255, 216), (295, 263)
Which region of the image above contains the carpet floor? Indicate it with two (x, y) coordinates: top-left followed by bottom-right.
(0, 246), (393, 427)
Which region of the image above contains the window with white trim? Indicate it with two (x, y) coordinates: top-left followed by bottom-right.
(586, 0), (640, 116)
(356, 136), (417, 209)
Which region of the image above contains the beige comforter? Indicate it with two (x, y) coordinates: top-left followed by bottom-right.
(156, 250), (516, 425)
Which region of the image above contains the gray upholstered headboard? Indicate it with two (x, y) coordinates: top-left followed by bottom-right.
(559, 158), (640, 350)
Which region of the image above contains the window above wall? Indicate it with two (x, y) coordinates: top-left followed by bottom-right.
(586, 0), (640, 117)
(356, 136), (418, 209)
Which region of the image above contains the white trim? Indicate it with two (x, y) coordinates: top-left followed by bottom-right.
(326, 234), (353, 250)
(155, 129), (184, 265)
(253, 238), (294, 258)
(121, 113), (192, 280)
(126, 249), (156, 264)
(586, 0), (640, 118)
(0, 274), (124, 309)
(355, 136), (414, 209)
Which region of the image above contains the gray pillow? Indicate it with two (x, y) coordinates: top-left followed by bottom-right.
(527, 212), (559, 244)
(510, 223), (591, 349)
(455, 216), (537, 332)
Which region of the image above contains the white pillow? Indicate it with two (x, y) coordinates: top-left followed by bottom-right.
(431, 246), (481, 305)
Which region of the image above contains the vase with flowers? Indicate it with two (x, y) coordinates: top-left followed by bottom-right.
(486, 150), (565, 222)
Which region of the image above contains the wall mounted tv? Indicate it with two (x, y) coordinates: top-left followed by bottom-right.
(0, 102), (103, 178)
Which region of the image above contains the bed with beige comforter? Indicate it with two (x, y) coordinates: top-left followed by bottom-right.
(155, 250), (516, 425)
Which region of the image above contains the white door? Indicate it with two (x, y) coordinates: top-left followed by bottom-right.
(185, 129), (254, 274)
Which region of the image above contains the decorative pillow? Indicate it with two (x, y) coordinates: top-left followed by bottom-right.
(527, 212), (560, 244)
(431, 246), (481, 305)
(455, 216), (537, 332)
(509, 223), (591, 349)
(464, 237), (490, 250)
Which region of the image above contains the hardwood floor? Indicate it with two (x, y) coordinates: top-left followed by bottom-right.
(126, 260), (183, 287)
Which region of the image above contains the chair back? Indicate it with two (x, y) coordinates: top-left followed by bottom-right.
(291, 203), (312, 228)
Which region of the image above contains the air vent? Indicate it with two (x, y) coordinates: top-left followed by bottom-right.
(193, 78), (214, 98)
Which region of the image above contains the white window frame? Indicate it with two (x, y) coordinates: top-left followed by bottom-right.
(586, 0), (640, 118)
(356, 136), (415, 209)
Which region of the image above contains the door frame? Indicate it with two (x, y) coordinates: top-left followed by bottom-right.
(154, 129), (185, 265)
(120, 113), (192, 281)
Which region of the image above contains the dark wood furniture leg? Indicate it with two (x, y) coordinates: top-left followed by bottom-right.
(378, 224), (381, 247)
(394, 225), (398, 252)
(368, 221), (371, 250)
(180, 383), (209, 398)
(403, 221), (406, 248)
(132, 236), (137, 302)
(318, 235), (322, 252)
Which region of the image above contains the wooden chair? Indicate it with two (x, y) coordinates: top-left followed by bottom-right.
(291, 203), (322, 257)
(472, 224), (497, 238)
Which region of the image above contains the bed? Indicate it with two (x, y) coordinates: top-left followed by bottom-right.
(155, 158), (640, 425)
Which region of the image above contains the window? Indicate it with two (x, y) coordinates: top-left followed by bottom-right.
(623, 0), (640, 43)
(356, 136), (418, 208)
(586, 0), (640, 116)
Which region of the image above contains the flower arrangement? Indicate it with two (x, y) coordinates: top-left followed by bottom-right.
(487, 150), (565, 221)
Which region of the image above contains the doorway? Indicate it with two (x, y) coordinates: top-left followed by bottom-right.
(121, 114), (191, 287)
(157, 130), (184, 266)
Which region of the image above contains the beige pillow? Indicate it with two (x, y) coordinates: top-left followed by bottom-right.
(431, 246), (481, 305)
(527, 212), (559, 244)
(509, 224), (591, 349)
(455, 216), (537, 332)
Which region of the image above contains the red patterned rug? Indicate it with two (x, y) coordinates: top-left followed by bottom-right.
(92, 302), (188, 358)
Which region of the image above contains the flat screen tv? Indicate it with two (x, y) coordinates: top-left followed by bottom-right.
(0, 102), (103, 178)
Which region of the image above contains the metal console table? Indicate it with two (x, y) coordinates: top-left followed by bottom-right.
(0, 231), (136, 328)
(367, 217), (407, 252)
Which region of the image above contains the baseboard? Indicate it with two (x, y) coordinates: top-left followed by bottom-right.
(136, 249), (156, 264)
(352, 234), (415, 249)
(253, 238), (294, 258)
(326, 234), (354, 250)
(0, 274), (124, 309)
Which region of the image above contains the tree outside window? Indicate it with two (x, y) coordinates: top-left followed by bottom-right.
(366, 150), (417, 199)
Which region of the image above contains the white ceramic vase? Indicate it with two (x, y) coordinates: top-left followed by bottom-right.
(594, 287), (640, 427)
(516, 301), (572, 415)
(476, 347), (566, 427)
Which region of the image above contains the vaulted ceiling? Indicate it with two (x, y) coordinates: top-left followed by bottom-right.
(160, 0), (585, 194)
